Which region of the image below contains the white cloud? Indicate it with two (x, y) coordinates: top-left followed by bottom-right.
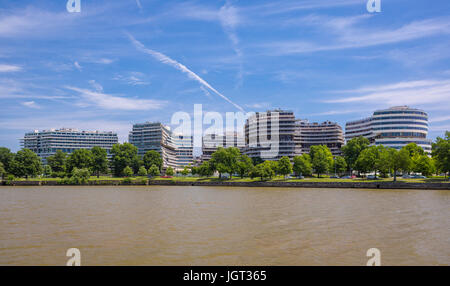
(127, 33), (244, 112)
(429, 115), (450, 123)
(324, 79), (450, 107)
(88, 80), (103, 92)
(65, 86), (167, 110)
(74, 61), (82, 71)
(113, 72), (150, 86)
(253, 0), (362, 15)
(265, 16), (450, 54)
(0, 7), (83, 38)
(135, 0), (143, 10)
(428, 124), (450, 132)
(245, 102), (271, 109)
(219, 2), (244, 87)
(0, 78), (72, 100)
(0, 64), (22, 72)
(0, 115), (133, 143)
(21, 101), (40, 109)
(92, 58), (115, 64)
(160, 2), (245, 87)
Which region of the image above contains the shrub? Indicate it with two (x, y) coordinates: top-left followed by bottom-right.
(148, 164), (160, 176)
(43, 165), (52, 177)
(166, 167), (174, 176)
(123, 166), (133, 177)
(122, 177), (132, 184)
(6, 174), (15, 185)
(69, 168), (91, 185)
(138, 166), (147, 176)
(58, 177), (71, 185)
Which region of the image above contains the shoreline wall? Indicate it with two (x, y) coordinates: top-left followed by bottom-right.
(2, 180), (449, 190)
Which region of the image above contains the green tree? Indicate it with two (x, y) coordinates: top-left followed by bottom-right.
(123, 166), (134, 177)
(138, 166), (148, 176)
(0, 147), (14, 176)
(91, 147), (108, 178)
(251, 157), (264, 166)
(166, 167), (174, 176)
(341, 136), (370, 173)
(43, 165), (52, 177)
(265, 160), (279, 176)
(236, 154), (253, 178)
(70, 167), (91, 184)
(0, 162), (5, 179)
(388, 148), (411, 182)
(148, 164), (160, 176)
(46, 150), (67, 173)
(278, 156), (292, 179)
(332, 156), (347, 176)
(143, 150), (163, 170)
(404, 142), (425, 157)
(293, 154), (312, 176)
(355, 145), (389, 179)
(432, 131), (450, 178)
(310, 145), (333, 178)
(375, 146), (390, 177)
(412, 154), (435, 177)
(10, 149), (42, 178)
(198, 161), (214, 177)
(67, 149), (93, 173)
(110, 143), (139, 177)
(355, 146), (377, 177)
(181, 166), (190, 176)
(250, 162), (275, 181)
(210, 147), (240, 179)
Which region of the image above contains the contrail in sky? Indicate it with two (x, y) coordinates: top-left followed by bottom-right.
(126, 33), (245, 112)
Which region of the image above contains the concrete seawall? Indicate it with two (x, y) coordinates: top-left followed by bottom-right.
(2, 180), (449, 190)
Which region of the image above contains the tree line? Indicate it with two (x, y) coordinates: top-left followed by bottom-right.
(189, 132), (450, 181)
(0, 143), (169, 180)
(0, 131), (449, 181)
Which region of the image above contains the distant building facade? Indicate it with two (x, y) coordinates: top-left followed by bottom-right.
(244, 110), (301, 160)
(345, 106), (432, 153)
(174, 134), (194, 168)
(21, 128), (118, 162)
(297, 120), (345, 156)
(201, 132), (244, 162)
(129, 122), (193, 170)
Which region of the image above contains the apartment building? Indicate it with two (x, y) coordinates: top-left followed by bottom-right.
(345, 106), (432, 153)
(297, 120), (345, 156)
(244, 110), (301, 160)
(201, 132), (245, 162)
(21, 128), (118, 162)
(129, 122), (193, 170)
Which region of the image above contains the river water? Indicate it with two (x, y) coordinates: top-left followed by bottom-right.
(0, 186), (448, 265)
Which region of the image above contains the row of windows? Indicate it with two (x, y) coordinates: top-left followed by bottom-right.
(375, 141), (431, 146)
(371, 121), (428, 126)
(373, 110), (427, 116)
(372, 116), (427, 121)
(379, 132), (426, 138)
(373, 126), (428, 131)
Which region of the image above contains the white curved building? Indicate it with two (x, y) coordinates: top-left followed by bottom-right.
(345, 106), (432, 153)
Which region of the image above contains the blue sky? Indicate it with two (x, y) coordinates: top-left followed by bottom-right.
(0, 0), (449, 151)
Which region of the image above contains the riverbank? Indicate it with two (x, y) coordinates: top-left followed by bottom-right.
(2, 178), (449, 190)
